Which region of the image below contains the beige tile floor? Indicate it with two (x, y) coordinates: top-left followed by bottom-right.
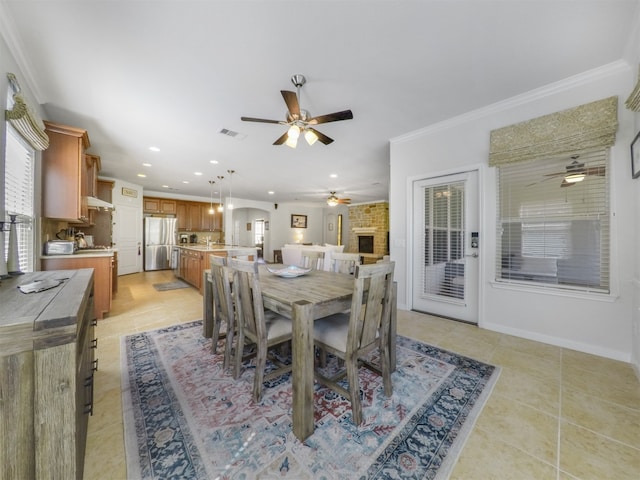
(84, 270), (640, 479)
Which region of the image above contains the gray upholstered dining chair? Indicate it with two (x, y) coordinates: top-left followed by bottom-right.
(300, 250), (325, 270)
(330, 252), (361, 274)
(312, 261), (395, 425)
(230, 258), (293, 402)
(209, 255), (235, 370)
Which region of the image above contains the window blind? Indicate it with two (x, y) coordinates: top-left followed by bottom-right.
(496, 149), (609, 292)
(421, 182), (465, 299)
(4, 125), (35, 273)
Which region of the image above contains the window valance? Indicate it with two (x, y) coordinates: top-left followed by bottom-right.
(625, 66), (640, 111)
(4, 73), (49, 151)
(488, 96), (618, 167)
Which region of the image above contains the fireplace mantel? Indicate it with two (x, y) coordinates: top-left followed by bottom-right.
(352, 227), (377, 234)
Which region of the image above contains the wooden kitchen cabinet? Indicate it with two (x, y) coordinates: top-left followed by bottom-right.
(41, 254), (113, 320)
(175, 201), (222, 232)
(178, 247), (206, 291)
(0, 269), (96, 480)
(143, 197), (177, 215)
(201, 204), (222, 232)
(42, 121), (91, 222)
(84, 153), (101, 199)
(176, 201), (203, 231)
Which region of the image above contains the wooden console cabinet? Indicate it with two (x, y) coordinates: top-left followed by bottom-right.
(0, 269), (96, 480)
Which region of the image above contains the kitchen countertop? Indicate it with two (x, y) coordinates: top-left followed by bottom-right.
(41, 247), (117, 259)
(177, 244), (249, 252)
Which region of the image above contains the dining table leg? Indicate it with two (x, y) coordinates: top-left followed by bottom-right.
(291, 300), (314, 442)
(203, 270), (213, 338)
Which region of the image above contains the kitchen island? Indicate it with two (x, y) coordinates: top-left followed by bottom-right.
(176, 245), (255, 292)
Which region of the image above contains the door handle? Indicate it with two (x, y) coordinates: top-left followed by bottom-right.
(465, 253), (478, 258)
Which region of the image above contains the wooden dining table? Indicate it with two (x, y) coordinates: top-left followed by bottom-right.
(202, 264), (397, 441)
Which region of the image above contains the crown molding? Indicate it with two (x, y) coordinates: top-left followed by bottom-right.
(392, 60), (632, 144)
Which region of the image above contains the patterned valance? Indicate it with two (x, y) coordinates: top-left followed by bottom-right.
(488, 96), (618, 167)
(4, 73), (49, 151)
(625, 66), (640, 111)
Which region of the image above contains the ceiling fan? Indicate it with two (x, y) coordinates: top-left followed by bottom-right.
(241, 74), (353, 148)
(326, 192), (351, 206)
(527, 156), (606, 188)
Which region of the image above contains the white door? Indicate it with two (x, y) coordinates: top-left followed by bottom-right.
(113, 204), (142, 275)
(411, 170), (479, 323)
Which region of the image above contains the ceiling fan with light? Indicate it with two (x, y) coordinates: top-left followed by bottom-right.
(326, 191), (351, 206)
(527, 155), (606, 188)
(241, 74), (353, 148)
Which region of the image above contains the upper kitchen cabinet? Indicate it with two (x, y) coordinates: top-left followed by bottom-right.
(201, 204), (223, 232)
(84, 153), (101, 198)
(42, 121), (91, 222)
(143, 197), (177, 215)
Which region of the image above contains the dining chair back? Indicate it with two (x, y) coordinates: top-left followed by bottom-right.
(313, 261), (395, 425)
(330, 252), (361, 274)
(230, 258), (293, 402)
(227, 247), (258, 261)
(210, 255), (234, 370)
(300, 250), (325, 270)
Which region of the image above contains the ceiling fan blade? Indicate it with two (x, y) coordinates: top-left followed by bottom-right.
(337, 198), (351, 204)
(308, 109), (353, 125)
(585, 166), (606, 176)
(308, 128), (334, 145)
(281, 90), (300, 118)
(273, 131), (288, 145)
(241, 116), (285, 124)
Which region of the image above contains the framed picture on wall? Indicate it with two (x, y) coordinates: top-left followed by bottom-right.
(291, 214), (307, 228)
(632, 130), (640, 179)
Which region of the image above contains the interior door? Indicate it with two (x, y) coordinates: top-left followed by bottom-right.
(411, 170), (479, 323)
(113, 203), (142, 275)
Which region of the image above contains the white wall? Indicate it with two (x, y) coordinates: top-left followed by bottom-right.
(390, 62), (637, 362)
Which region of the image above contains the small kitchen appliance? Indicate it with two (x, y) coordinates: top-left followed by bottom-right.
(44, 240), (75, 255)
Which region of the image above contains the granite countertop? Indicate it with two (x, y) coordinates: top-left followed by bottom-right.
(41, 247), (117, 259)
(178, 244), (243, 252)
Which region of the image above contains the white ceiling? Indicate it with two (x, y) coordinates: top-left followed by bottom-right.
(2, 1), (638, 205)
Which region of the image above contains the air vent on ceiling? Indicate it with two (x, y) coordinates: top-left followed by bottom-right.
(219, 128), (246, 140)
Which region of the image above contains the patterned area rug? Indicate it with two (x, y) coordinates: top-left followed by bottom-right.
(152, 280), (191, 291)
(121, 321), (499, 479)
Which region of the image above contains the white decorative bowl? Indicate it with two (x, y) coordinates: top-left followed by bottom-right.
(266, 265), (312, 278)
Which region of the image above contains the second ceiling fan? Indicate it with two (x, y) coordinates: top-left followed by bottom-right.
(241, 74), (353, 148)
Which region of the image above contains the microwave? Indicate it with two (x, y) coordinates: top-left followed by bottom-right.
(44, 240), (75, 255)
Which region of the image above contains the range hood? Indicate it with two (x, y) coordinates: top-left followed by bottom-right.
(85, 196), (114, 210)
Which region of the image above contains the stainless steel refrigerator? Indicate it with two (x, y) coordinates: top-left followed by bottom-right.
(144, 217), (177, 271)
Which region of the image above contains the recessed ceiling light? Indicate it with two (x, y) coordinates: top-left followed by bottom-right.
(210, 160), (219, 164)
(268, 191), (275, 195)
(142, 162), (152, 167)
(149, 146), (160, 152)
(330, 174), (337, 178)
(137, 173), (146, 178)
(182, 180), (189, 184)
(162, 185), (169, 188)
(194, 172), (203, 176)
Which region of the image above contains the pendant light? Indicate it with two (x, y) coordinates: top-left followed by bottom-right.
(217, 175), (224, 212)
(208, 180), (215, 214)
(227, 170), (235, 210)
